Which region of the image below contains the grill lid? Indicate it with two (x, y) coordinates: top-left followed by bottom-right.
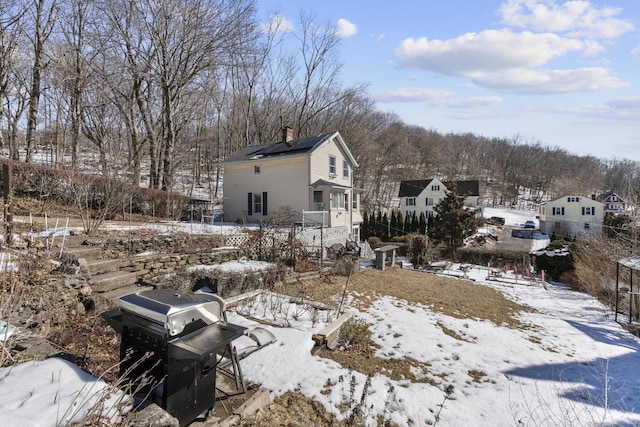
(119, 289), (223, 336)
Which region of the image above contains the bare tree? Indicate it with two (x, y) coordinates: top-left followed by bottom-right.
(24, 0), (57, 163)
(0, 1), (25, 150)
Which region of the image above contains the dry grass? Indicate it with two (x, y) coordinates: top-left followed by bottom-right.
(285, 268), (533, 328)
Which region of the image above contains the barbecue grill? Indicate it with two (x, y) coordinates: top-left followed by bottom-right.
(117, 289), (247, 426)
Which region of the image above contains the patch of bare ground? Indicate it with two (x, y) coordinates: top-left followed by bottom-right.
(237, 391), (342, 427)
(285, 267), (535, 328)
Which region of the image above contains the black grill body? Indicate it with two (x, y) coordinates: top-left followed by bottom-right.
(118, 289), (246, 426)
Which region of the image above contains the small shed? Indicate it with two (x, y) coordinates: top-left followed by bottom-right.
(615, 256), (640, 323)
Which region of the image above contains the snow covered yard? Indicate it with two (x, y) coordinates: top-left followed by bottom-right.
(1, 207), (637, 426)
(228, 266), (640, 426)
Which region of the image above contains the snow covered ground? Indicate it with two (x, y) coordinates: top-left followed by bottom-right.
(229, 267), (640, 427)
(6, 207), (637, 426)
(3, 264), (638, 426)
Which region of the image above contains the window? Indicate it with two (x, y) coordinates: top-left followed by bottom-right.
(343, 159), (349, 178)
(552, 207), (565, 215)
(584, 223), (590, 229)
(406, 210), (415, 217)
(432, 185), (440, 191)
(406, 197), (416, 206)
(254, 165), (261, 174)
(582, 206), (595, 215)
(330, 190), (345, 209)
(426, 197), (434, 206)
(329, 155), (336, 176)
(567, 196), (580, 202)
(611, 195), (617, 201)
(344, 193), (349, 209)
(352, 195), (358, 210)
(248, 192), (267, 215)
(253, 193), (262, 214)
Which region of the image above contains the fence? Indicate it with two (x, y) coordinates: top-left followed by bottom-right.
(223, 223), (353, 261)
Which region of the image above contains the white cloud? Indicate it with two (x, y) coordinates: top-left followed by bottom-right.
(470, 67), (627, 94)
(437, 96), (503, 108)
(371, 87), (501, 109)
(499, 0), (634, 38)
(631, 45), (640, 58)
(371, 87), (453, 103)
(261, 14), (295, 34)
(335, 18), (357, 39)
(395, 29), (583, 75)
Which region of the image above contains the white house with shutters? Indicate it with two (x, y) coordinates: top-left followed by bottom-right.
(397, 178), (480, 219)
(222, 127), (363, 241)
(537, 195), (604, 239)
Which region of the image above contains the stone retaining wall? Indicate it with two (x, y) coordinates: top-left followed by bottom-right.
(101, 233), (226, 255)
(119, 247), (243, 278)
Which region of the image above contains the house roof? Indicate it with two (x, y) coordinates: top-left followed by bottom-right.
(309, 179), (352, 190)
(398, 180), (435, 197)
(598, 191), (626, 202)
(444, 180), (480, 197)
(398, 179), (480, 197)
(223, 131), (358, 166)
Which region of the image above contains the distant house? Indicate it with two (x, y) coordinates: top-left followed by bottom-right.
(397, 179), (480, 219)
(596, 192), (627, 214)
(223, 127), (363, 241)
(537, 195), (604, 239)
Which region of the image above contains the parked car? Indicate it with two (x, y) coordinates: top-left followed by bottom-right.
(524, 220), (536, 229)
(487, 216), (505, 226)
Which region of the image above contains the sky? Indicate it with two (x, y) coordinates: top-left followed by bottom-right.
(256, 0), (640, 162)
(7, 205), (640, 426)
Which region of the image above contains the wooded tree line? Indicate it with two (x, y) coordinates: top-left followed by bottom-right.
(2, 0), (639, 213)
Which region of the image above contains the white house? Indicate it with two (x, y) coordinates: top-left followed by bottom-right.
(397, 179), (480, 219)
(538, 195), (604, 239)
(223, 127), (363, 241)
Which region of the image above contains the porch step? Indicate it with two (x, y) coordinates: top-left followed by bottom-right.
(82, 259), (120, 275)
(89, 271), (138, 293)
(63, 247), (103, 261)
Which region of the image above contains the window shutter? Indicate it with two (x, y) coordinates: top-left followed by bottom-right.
(262, 192), (268, 215)
(248, 193), (253, 215)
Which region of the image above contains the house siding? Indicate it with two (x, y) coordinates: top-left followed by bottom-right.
(399, 178), (446, 219)
(538, 196), (604, 239)
(309, 139), (352, 186)
(223, 155), (309, 222)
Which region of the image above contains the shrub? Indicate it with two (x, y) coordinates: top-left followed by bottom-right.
(367, 236), (382, 249)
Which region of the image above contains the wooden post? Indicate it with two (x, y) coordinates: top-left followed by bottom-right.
(3, 164), (12, 247)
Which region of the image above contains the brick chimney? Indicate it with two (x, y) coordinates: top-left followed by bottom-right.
(282, 126), (294, 146)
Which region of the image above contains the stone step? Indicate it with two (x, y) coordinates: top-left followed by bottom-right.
(100, 284), (155, 301)
(89, 271), (138, 293)
(63, 246), (103, 261)
(82, 258), (120, 275)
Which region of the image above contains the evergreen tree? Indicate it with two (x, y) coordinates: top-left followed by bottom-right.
(376, 211), (384, 237)
(362, 211), (370, 240)
(390, 210), (398, 239)
(369, 212), (376, 237)
(419, 212), (426, 235)
(404, 211), (411, 233)
(382, 212), (389, 240)
(427, 187), (478, 259)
